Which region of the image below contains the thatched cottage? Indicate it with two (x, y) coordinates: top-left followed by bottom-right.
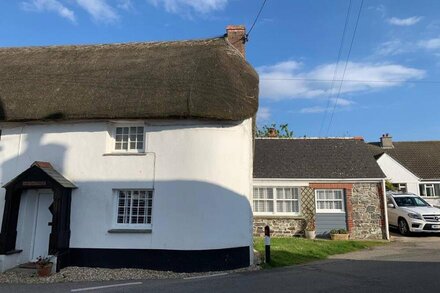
(0, 25), (259, 272)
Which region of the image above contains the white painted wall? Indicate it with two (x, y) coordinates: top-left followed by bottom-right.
(0, 119), (253, 255)
(376, 154), (440, 206)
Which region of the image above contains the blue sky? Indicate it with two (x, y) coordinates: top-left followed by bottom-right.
(1, 0), (440, 142)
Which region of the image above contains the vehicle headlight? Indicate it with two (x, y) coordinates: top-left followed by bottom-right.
(408, 213), (422, 220)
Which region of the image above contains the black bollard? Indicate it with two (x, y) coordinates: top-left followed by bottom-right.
(264, 225), (271, 263)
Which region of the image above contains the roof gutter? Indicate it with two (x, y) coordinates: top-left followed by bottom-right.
(253, 178), (385, 182)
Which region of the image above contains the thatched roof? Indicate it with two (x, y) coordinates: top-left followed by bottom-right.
(0, 37), (259, 122)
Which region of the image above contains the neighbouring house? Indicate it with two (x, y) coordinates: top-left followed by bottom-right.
(369, 134), (440, 207)
(253, 138), (388, 240)
(0, 25), (259, 273)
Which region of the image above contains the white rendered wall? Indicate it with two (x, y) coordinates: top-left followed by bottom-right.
(0, 119), (254, 254)
(376, 154), (440, 206)
(376, 154), (420, 193)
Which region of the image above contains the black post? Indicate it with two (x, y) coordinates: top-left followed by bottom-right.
(264, 225), (271, 263)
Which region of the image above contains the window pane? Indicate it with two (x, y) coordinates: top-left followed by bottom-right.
(116, 190), (153, 225)
(266, 188), (274, 199)
(284, 188), (293, 199)
(276, 188), (284, 199)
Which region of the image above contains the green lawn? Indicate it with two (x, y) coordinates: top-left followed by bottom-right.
(254, 237), (386, 268)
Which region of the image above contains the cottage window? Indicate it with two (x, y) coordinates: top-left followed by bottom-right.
(420, 184), (440, 197)
(253, 187), (300, 214)
(116, 190), (153, 226)
(315, 189), (345, 213)
(392, 183), (407, 193)
(114, 126), (145, 152)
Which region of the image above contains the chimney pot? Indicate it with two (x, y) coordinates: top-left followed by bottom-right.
(380, 134), (393, 149)
(226, 25), (246, 57)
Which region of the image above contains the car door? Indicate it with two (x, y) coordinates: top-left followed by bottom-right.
(387, 196), (398, 226)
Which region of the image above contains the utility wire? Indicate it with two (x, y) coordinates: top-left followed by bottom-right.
(326, 0), (364, 136)
(246, 0), (269, 40)
(319, 0), (353, 137)
(261, 78), (438, 84)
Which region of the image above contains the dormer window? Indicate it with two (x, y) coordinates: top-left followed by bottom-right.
(112, 125), (145, 153)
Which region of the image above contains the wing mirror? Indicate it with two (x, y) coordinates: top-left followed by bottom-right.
(387, 203), (395, 208)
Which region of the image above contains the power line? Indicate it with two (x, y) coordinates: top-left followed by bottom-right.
(260, 78), (439, 84)
(326, 0), (364, 136)
(319, 0), (353, 137)
(246, 0), (269, 40)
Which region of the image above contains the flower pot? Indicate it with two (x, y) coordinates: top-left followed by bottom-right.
(330, 233), (349, 240)
(36, 263), (53, 277)
(305, 230), (316, 239)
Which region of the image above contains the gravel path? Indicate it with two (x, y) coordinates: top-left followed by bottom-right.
(0, 265), (260, 284)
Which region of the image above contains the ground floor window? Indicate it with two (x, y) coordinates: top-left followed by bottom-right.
(420, 184), (440, 197)
(315, 189), (345, 213)
(115, 190), (153, 226)
(253, 187), (300, 214)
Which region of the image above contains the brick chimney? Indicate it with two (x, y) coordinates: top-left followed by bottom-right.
(380, 133), (394, 149)
(226, 25), (246, 57)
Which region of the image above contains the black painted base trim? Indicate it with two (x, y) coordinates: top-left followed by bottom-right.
(66, 246), (250, 273)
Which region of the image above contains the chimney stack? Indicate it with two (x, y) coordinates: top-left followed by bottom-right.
(226, 25), (246, 57)
(380, 133), (394, 149)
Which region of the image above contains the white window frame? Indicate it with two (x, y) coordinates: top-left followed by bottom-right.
(113, 189), (153, 229)
(420, 183), (439, 198)
(392, 183), (407, 192)
(110, 123), (146, 154)
(252, 186), (301, 216)
(315, 189), (345, 214)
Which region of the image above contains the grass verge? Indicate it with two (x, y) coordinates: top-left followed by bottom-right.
(254, 237), (386, 268)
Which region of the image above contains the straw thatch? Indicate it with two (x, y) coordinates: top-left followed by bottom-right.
(0, 37), (258, 122)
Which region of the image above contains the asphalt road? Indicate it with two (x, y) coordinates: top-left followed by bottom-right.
(2, 233), (440, 293)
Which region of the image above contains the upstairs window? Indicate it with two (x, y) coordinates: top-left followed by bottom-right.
(114, 126), (144, 152)
(116, 190), (153, 227)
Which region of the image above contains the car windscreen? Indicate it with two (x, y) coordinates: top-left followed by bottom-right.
(393, 196), (429, 207)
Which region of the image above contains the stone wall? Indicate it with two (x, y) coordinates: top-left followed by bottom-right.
(351, 183), (386, 239)
(253, 216), (306, 237)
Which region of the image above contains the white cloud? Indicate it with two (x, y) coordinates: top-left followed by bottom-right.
(75, 0), (119, 23)
(259, 60), (426, 100)
(299, 98), (353, 115)
(257, 107), (271, 122)
(148, 0), (228, 14)
(387, 16), (422, 26)
(330, 98), (354, 106)
(418, 37), (440, 50)
(300, 106), (326, 114)
(21, 0), (76, 22)
(117, 0), (133, 11)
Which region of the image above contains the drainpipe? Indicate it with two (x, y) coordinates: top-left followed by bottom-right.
(382, 179), (390, 240)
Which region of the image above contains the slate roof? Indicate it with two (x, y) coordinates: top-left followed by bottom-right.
(0, 37), (258, 122)
(368, 141), (440, 180)
(254, 138), (385, 179)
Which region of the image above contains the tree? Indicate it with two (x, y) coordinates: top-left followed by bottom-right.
(385, 180), (396, 191)
(256, 123), (294, 138)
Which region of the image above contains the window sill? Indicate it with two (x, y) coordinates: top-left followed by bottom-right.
(108, 228), (152, 234)
(254, 214), (304, 219)
(4, 249), (23, 255)
(103, 152), (147, 156)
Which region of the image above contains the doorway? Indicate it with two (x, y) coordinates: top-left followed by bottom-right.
(16, 190), (53, 262)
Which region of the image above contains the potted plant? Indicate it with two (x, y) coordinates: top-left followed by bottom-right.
(36, 256), (53, 277)
(304, 221), (316, 239)
(330, 228), (349, 240)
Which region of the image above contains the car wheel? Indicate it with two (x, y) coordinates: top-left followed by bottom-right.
(398, 218), (410, 236)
